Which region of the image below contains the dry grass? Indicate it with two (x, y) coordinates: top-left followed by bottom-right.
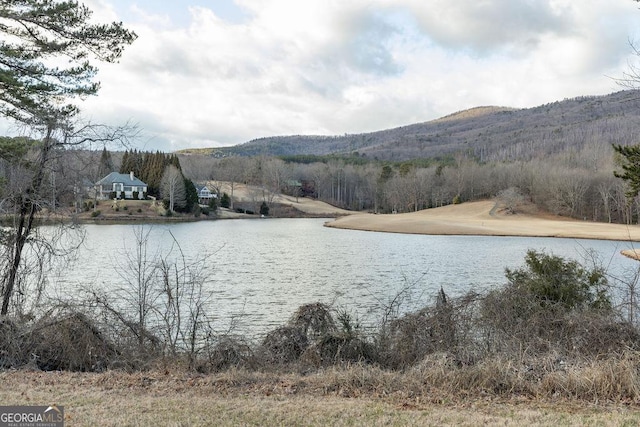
(326, 200), (640, 241)
(214, 181), (353, 216)
(73, 200), (166, 221)
(2, 367), (640, 426)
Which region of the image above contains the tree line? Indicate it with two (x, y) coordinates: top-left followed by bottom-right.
(179, 136), (639, 224)
(119, 149), (181, 198)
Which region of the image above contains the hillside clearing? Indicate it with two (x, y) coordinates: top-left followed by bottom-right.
(214, 181), (353, 216)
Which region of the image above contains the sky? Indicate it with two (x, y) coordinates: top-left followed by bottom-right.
(5, 0), (640, 152)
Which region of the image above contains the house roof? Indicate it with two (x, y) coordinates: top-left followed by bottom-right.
(96, 172), (147, 187)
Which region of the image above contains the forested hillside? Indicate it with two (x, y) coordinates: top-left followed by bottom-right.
(198, 90), (640, 162)
(178, 90), (640, 225)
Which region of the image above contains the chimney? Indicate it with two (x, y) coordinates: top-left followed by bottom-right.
(130, 171), (134, 181)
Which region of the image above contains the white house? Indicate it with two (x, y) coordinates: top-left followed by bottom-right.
(95, 171), (148, 200)
(195, 183), (217, 205)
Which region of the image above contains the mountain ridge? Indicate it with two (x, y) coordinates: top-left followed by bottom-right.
(181, 90), (640, 161)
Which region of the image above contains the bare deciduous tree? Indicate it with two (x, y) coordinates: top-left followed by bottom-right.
(157, 231), (214, 366)
(215, 157), (250, 210)
(497, 187), (526, 214)
(0, 121), (135, 316)
(161, 165), (186, 212)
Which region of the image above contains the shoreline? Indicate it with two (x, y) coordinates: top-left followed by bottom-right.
(24, 198), (640, 244)
(324, 200), (640, 243)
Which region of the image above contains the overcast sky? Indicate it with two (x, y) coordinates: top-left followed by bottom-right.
(8, 0), (640, 152)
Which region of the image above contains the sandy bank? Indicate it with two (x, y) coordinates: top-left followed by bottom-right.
(325, 200), (640, 242)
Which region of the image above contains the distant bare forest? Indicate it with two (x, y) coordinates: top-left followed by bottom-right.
(178, 90), (640, 224)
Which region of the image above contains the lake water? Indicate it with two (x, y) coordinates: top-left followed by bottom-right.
(49, 218), (640, 339)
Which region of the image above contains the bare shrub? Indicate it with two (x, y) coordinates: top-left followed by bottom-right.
(200, 336), (255, 373)
(289, 303), (336, 341)
(0, 310), (121, 371)
(378, 289), (478, 369)
(326, 309), (376, 365)
(155, 232), (215, 367)
(302, 334), (376, 367)
(260, 304), (377, 368)
(301, 309), (376, 367)
(0, 318), (27, 368)
(28, 311), (118, 371)
(380, 308), (451, 369)
(260, 326), (308, 365)
(88, 289), (162, 366)
(480, 283), (562, 356)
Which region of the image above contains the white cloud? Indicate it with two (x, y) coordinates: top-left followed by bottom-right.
(4, 0), (640, 152)
(397, 0), (569, 53)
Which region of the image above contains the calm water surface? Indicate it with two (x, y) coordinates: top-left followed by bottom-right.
(51, 218), (640, 338)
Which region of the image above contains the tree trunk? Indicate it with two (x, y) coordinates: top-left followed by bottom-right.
(1, 125), (53, 315)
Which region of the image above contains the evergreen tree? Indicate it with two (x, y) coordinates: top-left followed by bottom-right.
(120, 149), (133, 174)
(132, 149), (143, 175)
(118, 149), (184, 198)
(141, 152), (153, 183)
(220, 192), (230, 209)
(181, 178), (198, 213)
(98, 147), (114, 178)
(148, 151), (166, 196)
(260, 201), (269, 216)
(169, 154), (182, 170)
(0, 0), (136, 124)
(613, 144), (640, 199)
(505, 250), (610, 311)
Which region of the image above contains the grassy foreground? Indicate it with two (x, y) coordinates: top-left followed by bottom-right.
(2, 368), (640, 426)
